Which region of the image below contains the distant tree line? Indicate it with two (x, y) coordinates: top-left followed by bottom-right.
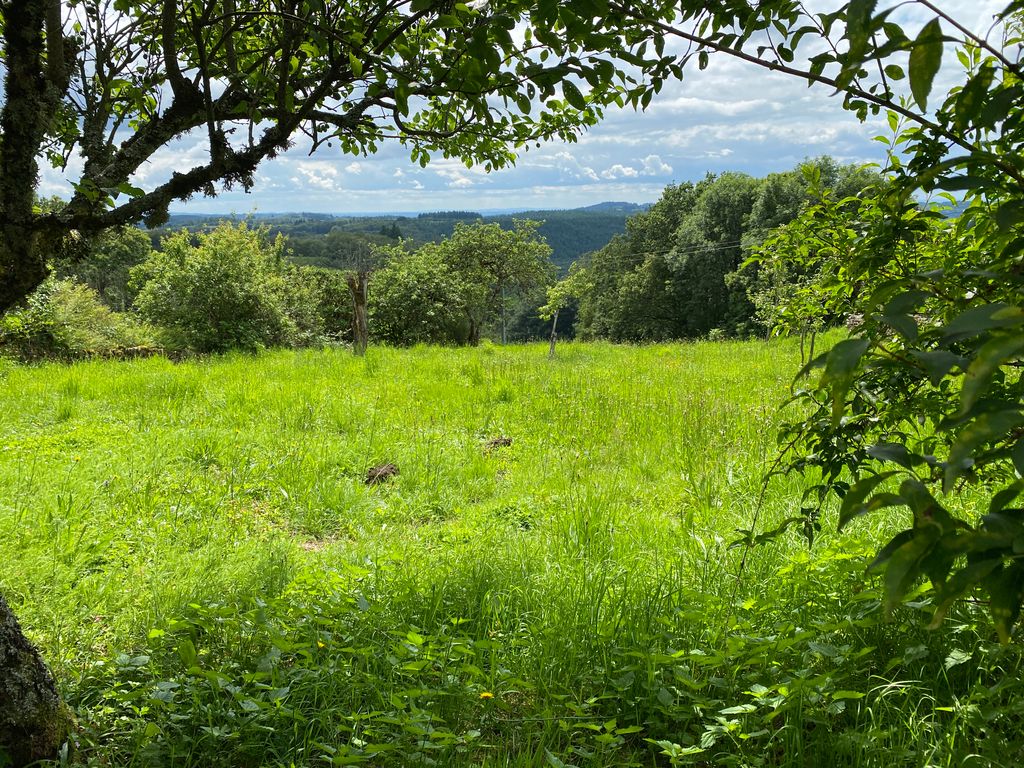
(156, 207), (638, 272)
(0, 158), (877, 360)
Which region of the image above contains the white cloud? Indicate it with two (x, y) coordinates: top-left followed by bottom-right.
(293, 161), (340, 191)
(641, 154), (673, 176)
(540, 151), (600, 181)
(345, 161), (364, 175)
(601, 164), (639, 180)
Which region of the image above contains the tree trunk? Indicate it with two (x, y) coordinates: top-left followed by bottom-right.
(0, 0), (77, 315)
(0, 593), (74, 766)
(548, 308), (559, 359)
(347, 270), (369, 356)
(500, 283), (507, 345)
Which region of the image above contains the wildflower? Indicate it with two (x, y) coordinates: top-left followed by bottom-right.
(317, 641), (326, 648)
(479, 692), (494, 700)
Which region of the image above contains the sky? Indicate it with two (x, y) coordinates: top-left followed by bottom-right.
(37, 1), (1006, 215)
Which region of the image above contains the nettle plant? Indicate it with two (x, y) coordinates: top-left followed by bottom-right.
(759, 9), (1024, 638)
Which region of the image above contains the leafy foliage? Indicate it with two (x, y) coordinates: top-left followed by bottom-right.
(754, 7), (1024, 638)
(369, 243), (470, 345)
(0, 278), (156, 361)
(0, 0), (678, 312)
(132, 223), (321, 353)
(54, 227), (155, 312)
(371, 220), (554, 345)
(574, 159), (875, 341)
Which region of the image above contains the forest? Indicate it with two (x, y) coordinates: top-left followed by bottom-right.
(1, 0), (1023, 766)
(152, 203), (646, 272)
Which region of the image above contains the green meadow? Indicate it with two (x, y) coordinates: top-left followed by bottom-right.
(2, 340), (1021, 767)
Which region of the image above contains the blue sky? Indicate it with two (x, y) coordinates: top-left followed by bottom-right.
(38, 1), (1003, 214)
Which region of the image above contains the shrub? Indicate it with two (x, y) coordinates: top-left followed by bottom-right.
(0, 279), (156, 361)
(133, 223), (322, 353)
(369, 244), (470, 345)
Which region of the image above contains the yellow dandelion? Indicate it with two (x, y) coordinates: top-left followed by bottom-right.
(479, 692), (494, 700)
(317, 641), (326, 648)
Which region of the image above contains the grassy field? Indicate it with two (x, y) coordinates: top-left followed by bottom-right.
(1, 340), (1022, 767)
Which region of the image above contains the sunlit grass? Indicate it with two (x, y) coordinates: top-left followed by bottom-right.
(1, 340), (1020, 767)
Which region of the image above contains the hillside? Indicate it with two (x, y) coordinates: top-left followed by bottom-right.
(156, 203), (649, 270)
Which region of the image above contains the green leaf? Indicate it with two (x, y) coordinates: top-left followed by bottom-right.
(900, 477), (955, 532)
(561, 80), (586, 110)
(178, 637), (199, 668)
(866, 443), (922, 470)
(959, 332), (1024, 416)
(908, 18), (943, 110)
(821, 338), (870, 424)
(878, 312), (917, 340)
(996, 199), (1024, 231)
(943, 649), (972, 669)
(545, 749), (578, 768)
(945, 409), (1024, 493)
(941, 303), (1024, 344)
(987, 565), (1024, 643)
(116, 182), (145, 197)
(929, 557), (1001, 628)
(883, 530), (938, 612)
(838, 471), (899, 529)
(869, 529), (914, 573)
(989, 480), (1024, 515)
(908, 350), (965, 385)
(883, 63), (904, 80)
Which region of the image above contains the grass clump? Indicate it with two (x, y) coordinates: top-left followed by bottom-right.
(1, 340), (1021, 766)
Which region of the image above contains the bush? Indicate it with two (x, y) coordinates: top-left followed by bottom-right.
(369, 244), (470, 345)
(0, 279), (157, 361)
(54, 226), (155, 311)
(133, 223), (322, 353)
(299, 266), (353, 342)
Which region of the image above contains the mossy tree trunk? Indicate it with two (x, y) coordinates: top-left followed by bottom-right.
(347, 270), (369, 356)
(0, 5), (76, 762)
(0, 594), (74, 766)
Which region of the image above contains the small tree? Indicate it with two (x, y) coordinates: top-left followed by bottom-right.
(369, 243), (469, 345)
(54, 227), (154, 311)
(539, 262), (591, 358)
(132, 222), (320, 352)
(436, 220), (554, 344)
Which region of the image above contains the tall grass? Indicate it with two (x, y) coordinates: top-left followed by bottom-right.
(1, 340), (1020, 767)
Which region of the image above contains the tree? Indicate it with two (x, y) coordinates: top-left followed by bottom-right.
(55, 226), (155, 311)
(729, 160), (882, 339)
(369, 242), (470, 345)
(298, 265), (354, 342)
(434, 220), (554, 344)
(539, 261), (591, 357)
(0, 594), (74, 767)
(612, 0), (1024, 637)
(132, 222), (319, 352)
(0, 0), (677, 316)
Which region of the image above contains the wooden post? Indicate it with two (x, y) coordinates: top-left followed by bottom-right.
(347, 270), (369, 356)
